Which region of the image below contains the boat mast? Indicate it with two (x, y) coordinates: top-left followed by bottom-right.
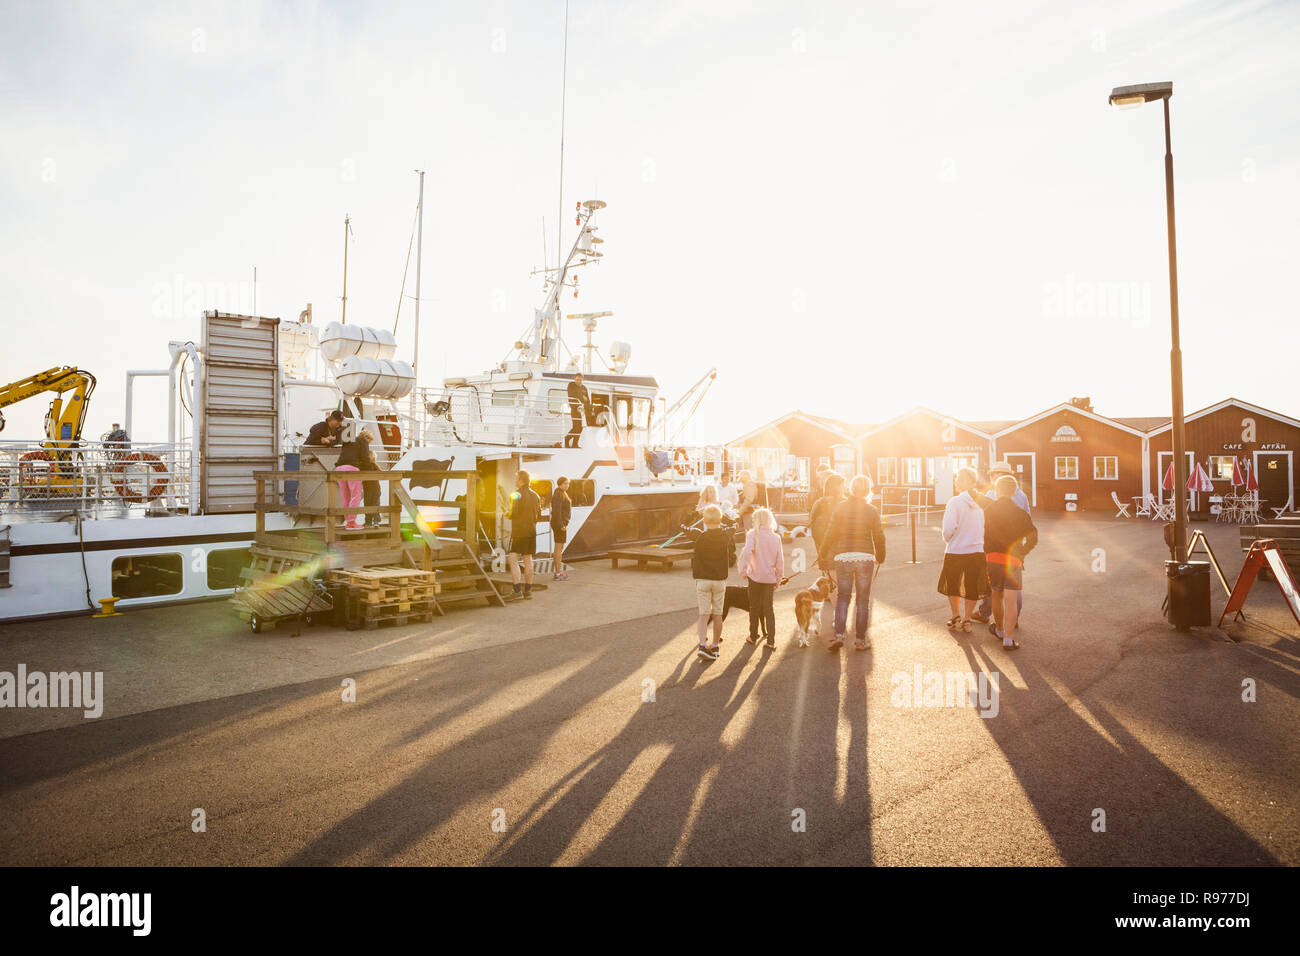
(555, 0), (570, 366)
(341, 214), (351, 324)
(412, 170), (425, 420)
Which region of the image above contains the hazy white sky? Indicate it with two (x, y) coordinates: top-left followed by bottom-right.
(2, 0), (1297, 444)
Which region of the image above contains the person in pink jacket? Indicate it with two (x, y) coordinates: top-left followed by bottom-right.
(739, 506), (784, 648)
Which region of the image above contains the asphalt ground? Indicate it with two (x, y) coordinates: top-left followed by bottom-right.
(1, 515), (1297, 865)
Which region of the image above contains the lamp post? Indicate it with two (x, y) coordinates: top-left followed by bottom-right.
(1109, 81), (1188, 566)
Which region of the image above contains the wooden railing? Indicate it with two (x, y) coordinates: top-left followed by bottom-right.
(253, 468), (480, 550)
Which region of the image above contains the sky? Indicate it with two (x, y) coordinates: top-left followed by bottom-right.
(2, 0), (1298, 446)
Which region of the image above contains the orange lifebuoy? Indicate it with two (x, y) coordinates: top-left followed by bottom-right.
(111, 452), (169, 502)
(18, 450), (56, 497)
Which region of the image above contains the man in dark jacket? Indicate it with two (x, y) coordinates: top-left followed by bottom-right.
(550, 476), (572, 581)
(983, 474), (1038, 651)
(690, 505), (736, 659)
(305, 410), (344, 447)
(508, 469), (542, 598)
(565, 373), (591, 448)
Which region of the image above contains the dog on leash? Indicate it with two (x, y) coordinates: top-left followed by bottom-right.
(794, 571), (836, 647)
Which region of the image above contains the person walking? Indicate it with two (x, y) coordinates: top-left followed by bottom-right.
(690, 504), (736, 660)
(738, 506), (783, 648)
(808, 463), (831, 513)
(508, 469), (542, 598)
(983, 474), (1037, 651)
(821, 474), (887, 651)
(971, 460), (1030, 628)
(937, 467), (988, 632)
(550, 476), (572, 581)
(737, 470), (761, 530)
(809, 471), (846, 570)
(565, 373), (591, 448)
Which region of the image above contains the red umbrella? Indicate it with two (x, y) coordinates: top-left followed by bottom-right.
(1231, 457), (1245, 486)
(1162, 461), (1175, 491)
(1187, 461), (1214, 493)
(1246, 460), (1259, 492)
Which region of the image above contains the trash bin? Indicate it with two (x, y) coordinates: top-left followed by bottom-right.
(1165, 560), (1210, 630)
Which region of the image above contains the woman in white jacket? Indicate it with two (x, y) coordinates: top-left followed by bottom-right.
(937, 467), (990, 632)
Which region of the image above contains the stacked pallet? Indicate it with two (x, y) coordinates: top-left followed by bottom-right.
(327, 565), (441, 629)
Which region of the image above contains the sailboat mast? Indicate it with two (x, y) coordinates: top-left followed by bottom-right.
(554, 0), (570, 369)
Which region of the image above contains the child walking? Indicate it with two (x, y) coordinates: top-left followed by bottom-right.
(690, 504), (735, 660)
(739, 506), (783, 648)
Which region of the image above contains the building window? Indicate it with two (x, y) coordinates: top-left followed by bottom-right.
(877, 458), (897, 485)
(206, 548), (251, 590)
(1207, 455), (1235, 481)
(902, 457), (923, 485)
(1055, 456), (1078, 480)
(951, 454), (979, 476)
(1093, 456), (1118, 480)
(112, 553), (183, 599)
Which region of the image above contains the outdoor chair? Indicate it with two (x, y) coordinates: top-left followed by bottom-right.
(1111, 490), (1131, 518)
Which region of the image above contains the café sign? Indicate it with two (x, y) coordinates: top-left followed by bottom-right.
(1050, 425), (1082, 443)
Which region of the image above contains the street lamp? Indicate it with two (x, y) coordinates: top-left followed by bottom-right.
(1109, 82), (1186, 555)
(1109, 81), (1199, 627)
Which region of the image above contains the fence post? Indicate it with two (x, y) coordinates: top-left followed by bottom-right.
(908, 505), (918, 565)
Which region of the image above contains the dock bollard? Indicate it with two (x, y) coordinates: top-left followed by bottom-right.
(907, 508), (919, 565)
(92, 597), (122, 618)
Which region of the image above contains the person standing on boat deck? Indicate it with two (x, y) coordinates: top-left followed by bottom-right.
(983, 474), (1037, 651)
(972, 460), (1030, 628)
(508, 469), (542, 598)
(937, 467), (989, 632)
(690, 504), (736, 660)
(550, 476), (572, 581)
(305, 409), (344, 447)
(738, 506), (783, 648)
(565, 373), (591, 448)
(810, 471), (846, 571)
(334, 427), (376, 530)
(821, 474), (886, 651)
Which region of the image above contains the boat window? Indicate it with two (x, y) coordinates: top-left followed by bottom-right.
(207, 548), (251, 590)
(614, 397), (630, 430)
(632, 398), (651, 430)
(491, 390), (525, 408)
(568, 479), (594, 507)
(531, 479), (553, 510)
(112, 553), (183, 599)
(548, 389), (567, 413)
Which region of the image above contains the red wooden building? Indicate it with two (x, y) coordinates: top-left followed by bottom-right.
(990, 400), (1147, 512)
(1146, 398), (1299, 517)
(857, 407), (996, 512)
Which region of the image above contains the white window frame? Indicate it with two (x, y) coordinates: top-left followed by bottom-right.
(1055, 456), (1078, 481)
(1206, 455), (1235, 482)
(1093, 456), (1118, 481)
(877, 457), (898, 485)
(902, 457), (923, 485)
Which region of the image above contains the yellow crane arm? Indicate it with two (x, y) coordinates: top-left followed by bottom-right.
(0, 366), (97, 447)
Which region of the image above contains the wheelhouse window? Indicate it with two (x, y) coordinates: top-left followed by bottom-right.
(490, 390), (525, 408)
(1055, 456), (1079, 480)
(206, 548), (251, 590)
(1207, 455), (1235, 481)
(112, 553), (183, 599)
(567, 479), (595, 508)
(902, 457), (923, 485)
(1093, 456), (1118, 480)
(877, 458), (898, 485)
(547, 389), (568, 413)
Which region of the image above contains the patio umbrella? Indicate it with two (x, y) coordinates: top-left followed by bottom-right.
(1231, 457), (1245, 487)
(1246, 460), (1259, 492)
(1188, 461), (1214, 493)
(1161, 461), (1175, 491)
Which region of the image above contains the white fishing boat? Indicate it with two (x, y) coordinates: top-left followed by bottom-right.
(0, 192), (723, 622)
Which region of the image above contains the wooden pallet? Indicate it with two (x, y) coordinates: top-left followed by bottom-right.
(410, 540), (506, 608)
(609, 547), (694, 571)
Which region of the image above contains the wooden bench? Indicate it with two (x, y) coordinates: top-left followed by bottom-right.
(609, 547), (694, 571)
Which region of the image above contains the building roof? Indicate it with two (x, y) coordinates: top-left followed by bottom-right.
(726, 408), (858, 447)
(855, 406), (996, 441)
(991, 401), (1149, 439)
(1144, 397), (1300, 435)
(1112, 416), (1171, 432)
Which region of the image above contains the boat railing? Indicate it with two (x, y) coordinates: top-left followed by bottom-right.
(411, 387), (573, 448)
(0, 438), (194, 513)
